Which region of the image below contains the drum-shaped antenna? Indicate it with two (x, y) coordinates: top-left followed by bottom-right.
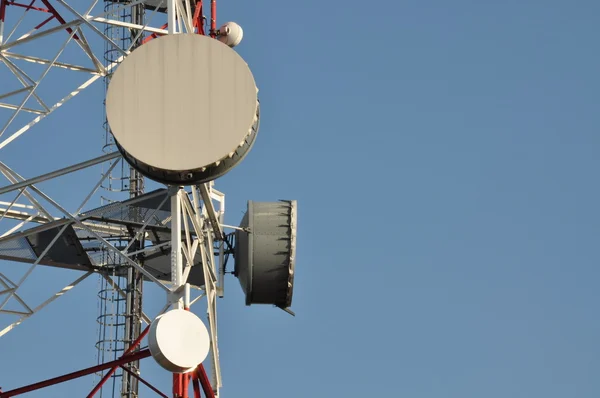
(234, 200), (297, 310)
(105, 34), (260, 185)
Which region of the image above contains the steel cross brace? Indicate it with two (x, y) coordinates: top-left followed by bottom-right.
(0, 0), (170, 150)
(0, 349), (155, 397)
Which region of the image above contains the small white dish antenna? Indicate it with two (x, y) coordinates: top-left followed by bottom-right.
(217, 22), (244, 47)
(148, 309), (210, 373)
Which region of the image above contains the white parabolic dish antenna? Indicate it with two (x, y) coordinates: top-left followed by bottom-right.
(106, 33), (260, 185)
(148, 309), (211, 373)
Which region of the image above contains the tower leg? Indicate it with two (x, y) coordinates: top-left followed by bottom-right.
(173, 373), (190, 398)
(183, 373), (190, 397)
(192, 375), (202, 398)
(0, 0), (6, 45)
(210, 0), (216, 37)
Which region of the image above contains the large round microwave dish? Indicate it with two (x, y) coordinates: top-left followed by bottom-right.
(105, 33), (259, 182)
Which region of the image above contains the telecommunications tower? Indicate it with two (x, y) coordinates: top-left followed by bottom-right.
(0, 1), (297, 397)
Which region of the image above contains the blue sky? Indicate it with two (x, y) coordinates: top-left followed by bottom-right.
(0, 0), (599, 397)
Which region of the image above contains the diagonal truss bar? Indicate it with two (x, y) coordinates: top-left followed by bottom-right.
(75, 158), (120, 215)
(119, 365), (169, 398)
(0, 63), (105, 150)
(39, 0), (79, 38)
(0, 271), (92, 338)
(47, 198), (172, 291)
(0, 200), (35, 212)
(0, 309), (31, 315)
(0, 289), (33, 315)
(0, 0), (169, 150)
(0, 211), (42, 237)
(32, 14), (54, 30)
(0, 153), (119, 232)
(121, 191), (170, 254)
(196, 365), (216, 398)
(0, 102), (43, 114)
(56, 0), (127, 57)
(198, 184), (224, 240)
(126, 241), (170, 258)
(6, 2), (49, 12)
(142, 22), (167, 44)
(182, 0), (193, 32)
(192, 376), (201, 398)
(0, 0), (150, 51)
(2, 51), (98, 73)
(0, 272), (17, 289)
(3, 0), (35, 44)
(181, 193), (216, 284)
(0, 216), (71, 244)
(188, 291), (205, 307)
(0, 1), (173, 147)
(0, 85), (31, 101)
(0, 187), (44, 231)
(0, 273), (32, 315)
(0, 53), (50, 111)
(0, 221), (70, 310)
(6, 193), (162, 237)
(0, 157), (116, 311)
(191, 0), (204, 34)
(0, 152), (119, 195)
(9, 289), (32, 313)
(2, 16), (80, 50)
(39, 0), (106, 73)
(88, 16), (168, 35)
(174, 0), (193, 33)
(0, 20), (77, 138)
(190, 188), (221, 390)
(87, 326), (151, 398)
(0, 162), (172, 292)
(0, 347), (151, 397)
(66, 26), (104, 72)
(0, 162), (53, 222)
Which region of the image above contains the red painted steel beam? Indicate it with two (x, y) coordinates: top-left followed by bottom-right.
(209, 0), (215, 37)
(191, 373), (201, 398)
(87, 324), (150, 397)
(0, 349), (151, 397)
(120, 365), (169, 398)
(141, 22), (168, 44)
(33, 14), (54, 29)
(0, 0), (7, 23)
(195, 366), (215, 398)
(173, 372), (191, 398)
(192, 0), (203, 35)
(183, 373), (190, 398)
(173, 373), (182, 398)
(6, 1), (50, 13)
(39, 0), (79, 39)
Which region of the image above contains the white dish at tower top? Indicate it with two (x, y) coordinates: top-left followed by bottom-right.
(106, 33), (259, 174)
